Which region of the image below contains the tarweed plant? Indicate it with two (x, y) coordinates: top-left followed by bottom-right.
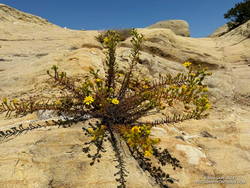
(0, 29), (212, 188)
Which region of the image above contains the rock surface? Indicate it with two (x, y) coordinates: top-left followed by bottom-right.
(0, 4), (53, 25)
(209, 24), (229, 37)
(0, 4), (250, 188)
(147, 20), (190, 37)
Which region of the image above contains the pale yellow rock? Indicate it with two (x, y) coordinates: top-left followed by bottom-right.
(147, 20), (190, 37)
(209, 24), (229, 37)
(176, 144), (206, 165)
(0, 3), (250, 188)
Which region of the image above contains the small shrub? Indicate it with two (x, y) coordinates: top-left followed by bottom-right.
(0, 29), (212, 188)
(96, 28), (133, 44)
(224, 0), (250, 30)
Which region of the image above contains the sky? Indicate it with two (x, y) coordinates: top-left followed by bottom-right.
(1, 0), (243, 37)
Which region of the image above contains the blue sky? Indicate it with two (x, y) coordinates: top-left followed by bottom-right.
(1, 0), (242, 37)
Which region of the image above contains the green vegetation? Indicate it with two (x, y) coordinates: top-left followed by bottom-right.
(224, 0), (250, 30)
(0, 29), (212, 188)
(96, 28), (133, 43)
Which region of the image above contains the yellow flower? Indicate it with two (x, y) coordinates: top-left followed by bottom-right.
(146, 129), (151, 135)
(83, 96), (94, 105)
(111, 98), (119, 105)
(2, 98), (8, 104)
(189, 73), (196, 77)
(183, 61), (192, 67)
(144, 150), (152, 157)
(54, 100), (62, 106)
(181, 85), (187, 90)
(203, 97), (209, 103)
(87, 128), (94, 134)
(103, 37), (110, 43)
(202, 87), (208, 92)
(205, 103), (211, 109)
(12, 98), (19, 104)
(95, 78), (102, 83)
(131, 126), (140, 133)
(143, 85), (149, 89)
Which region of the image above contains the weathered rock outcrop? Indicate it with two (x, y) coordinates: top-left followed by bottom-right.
(209, 20), (250, 39)
(209, 24), (229, 37)
(147, 20), (190, 37)
(0, 4), (53, 25)
(0, 4), (250, 188)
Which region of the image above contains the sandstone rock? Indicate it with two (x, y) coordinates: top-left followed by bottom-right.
(176, 144), (206, 165)
(0, 4), (52, 25)
(0, 119), (155, 188)
(218, 20), (250, 45)
(209, 24), (229, 37)
(0, 4), (250, 188)
(147, 20), (190, 37)
(151, 127), (167, 137)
